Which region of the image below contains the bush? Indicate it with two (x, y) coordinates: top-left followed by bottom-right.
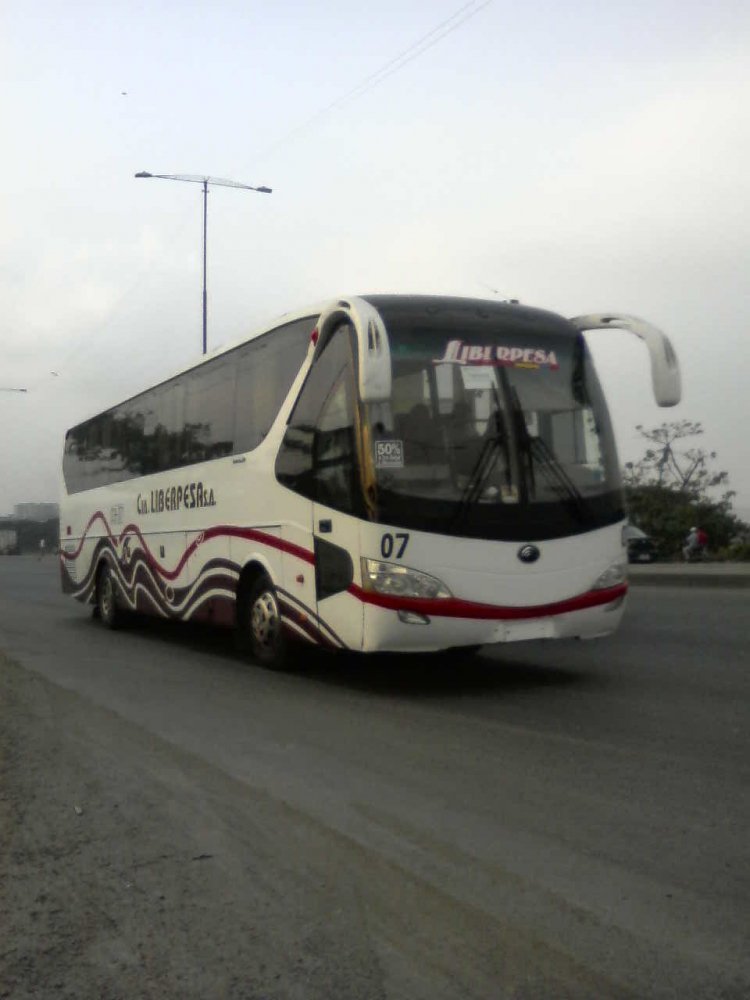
(714, 542), (750, 562)
(625, 484), (748, 559)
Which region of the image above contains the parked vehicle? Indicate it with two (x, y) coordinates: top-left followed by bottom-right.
(624, 524), (658, 563)
(0, 528), (19, 555)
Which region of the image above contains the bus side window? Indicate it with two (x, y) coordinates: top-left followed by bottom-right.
(234, 317), (313, 454)
(275, 324), (361, 514)
(184, 357), (236, 464)
(313, 373), (357, 512)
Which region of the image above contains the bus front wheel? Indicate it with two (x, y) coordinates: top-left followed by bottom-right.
(242, 575), (289, 670)
(97, 563), (124, 630)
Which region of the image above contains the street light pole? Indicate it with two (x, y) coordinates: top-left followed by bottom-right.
(202, 179), (208, 356)
(135, 172), (272, 355)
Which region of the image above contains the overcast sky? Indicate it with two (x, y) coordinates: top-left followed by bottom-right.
(2, 0), (749, 519)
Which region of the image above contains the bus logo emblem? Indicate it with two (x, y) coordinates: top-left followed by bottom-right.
(518, 544), (540, 564)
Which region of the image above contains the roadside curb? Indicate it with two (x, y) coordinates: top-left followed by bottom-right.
(628, 568), (750, 589)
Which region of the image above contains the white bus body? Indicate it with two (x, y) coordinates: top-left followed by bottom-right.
(60, 295), (680, 666)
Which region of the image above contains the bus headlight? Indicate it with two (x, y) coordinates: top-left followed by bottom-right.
(592, 561), (627, 590)
(361, 558), (452, 599)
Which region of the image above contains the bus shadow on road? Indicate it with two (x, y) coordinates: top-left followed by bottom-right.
(297, 647), (597, 698)
(73, 613), (598, 698)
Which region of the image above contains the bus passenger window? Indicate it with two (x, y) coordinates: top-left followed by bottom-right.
(234, 317), (313, 454)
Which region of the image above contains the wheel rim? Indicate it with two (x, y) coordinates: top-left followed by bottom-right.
(250, 589), (281, 653)
(100, 571), (115, 621)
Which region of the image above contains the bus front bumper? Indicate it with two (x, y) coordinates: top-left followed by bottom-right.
(358, 584), (628, 653)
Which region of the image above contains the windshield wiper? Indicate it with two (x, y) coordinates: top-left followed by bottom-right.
(530, 436), (587, 505)
(450, 395), (512, 528)
(509, 387), (590, 517)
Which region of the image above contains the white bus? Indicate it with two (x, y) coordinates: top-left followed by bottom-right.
(60, 295), (680, 668)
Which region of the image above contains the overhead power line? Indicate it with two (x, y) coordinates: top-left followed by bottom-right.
(42, 1), (493, 389)
(329, 0), (492, 109)
(255, 0), (493, 162)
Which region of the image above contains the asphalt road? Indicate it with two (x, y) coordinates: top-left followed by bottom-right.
(1, 555), (748, 999)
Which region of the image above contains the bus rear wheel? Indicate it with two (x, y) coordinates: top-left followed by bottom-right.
(97, 563), (124, 629)
(242, 575), (289, 670)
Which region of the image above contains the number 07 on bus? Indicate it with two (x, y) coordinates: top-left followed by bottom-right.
(60, 296), (680, 668)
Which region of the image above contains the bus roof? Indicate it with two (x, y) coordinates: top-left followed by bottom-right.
(64, 294), (576, 431)
(360, 294), (576, 335)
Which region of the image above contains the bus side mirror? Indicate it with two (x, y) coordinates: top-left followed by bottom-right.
(569, 314), (682, 407)
(358, 315), (392, 402)
(314, 297), (392, 403)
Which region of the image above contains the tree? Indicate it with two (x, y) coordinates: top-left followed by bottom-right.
(623, 420), (733, 498)
(623, 421), (747, 557)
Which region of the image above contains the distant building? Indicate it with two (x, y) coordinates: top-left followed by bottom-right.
(13, 502), (59, 522)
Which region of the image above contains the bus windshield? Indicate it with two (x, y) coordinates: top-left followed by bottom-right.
(363, 313), (624, 541)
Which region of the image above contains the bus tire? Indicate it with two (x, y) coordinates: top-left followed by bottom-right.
(242, 575), (289, 670)
(97, 562), (124, 630)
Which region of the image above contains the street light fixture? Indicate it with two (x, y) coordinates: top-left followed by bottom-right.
(0, 387), (27, 393)
(135, 171), (273, 355)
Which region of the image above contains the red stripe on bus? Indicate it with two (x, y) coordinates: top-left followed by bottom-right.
(201, 525), (315, 567)
(62, 511), (625, 622)
(59, 513), (315, 579)
(59, 511), (114, 560)
(347, 582), (628, 620)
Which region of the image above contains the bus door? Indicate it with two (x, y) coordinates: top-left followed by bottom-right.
(276, 322), (365, 652)
(310, 328), (364, 651)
